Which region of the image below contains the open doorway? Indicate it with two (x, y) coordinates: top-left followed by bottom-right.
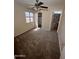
(38, 12), (42, 28)
(51, 11), (62, 31)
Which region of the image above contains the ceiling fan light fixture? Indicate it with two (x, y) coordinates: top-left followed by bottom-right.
(30, 0), (48, 12)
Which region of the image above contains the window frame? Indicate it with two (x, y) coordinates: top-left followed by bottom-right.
(25, 12), (34, 23)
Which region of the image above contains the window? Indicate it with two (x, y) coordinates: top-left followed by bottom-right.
(25, 12), (33, 23)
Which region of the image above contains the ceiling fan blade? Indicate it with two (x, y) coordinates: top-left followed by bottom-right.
(40, 6), (48, 9)
(38, 2), (43, 6)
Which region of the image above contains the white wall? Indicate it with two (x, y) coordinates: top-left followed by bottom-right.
(57, 11), (65, 51)
(41, 8), (52, 30)
(35, 13), (38, 28)
(40, 5), (64, 31)
(14, 2), (35, 36)
(60, 47), (65, 59)
(57, 11), (65, 59)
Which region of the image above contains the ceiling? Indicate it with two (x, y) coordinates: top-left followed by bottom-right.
(15, 0), (65, 7)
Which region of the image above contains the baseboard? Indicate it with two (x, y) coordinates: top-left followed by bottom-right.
(14, 27), (36, 38)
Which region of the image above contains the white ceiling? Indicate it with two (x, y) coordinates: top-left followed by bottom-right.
(15, 0), (65, 7)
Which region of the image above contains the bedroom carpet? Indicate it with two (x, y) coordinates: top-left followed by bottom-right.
(14, 29), (60, 59)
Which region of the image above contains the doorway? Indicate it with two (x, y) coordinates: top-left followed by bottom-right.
(51, 13), (61, 31)
(38, 12), (42, 28)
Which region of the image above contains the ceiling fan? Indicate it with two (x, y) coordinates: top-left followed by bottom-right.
(31, 0), (48, 11)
